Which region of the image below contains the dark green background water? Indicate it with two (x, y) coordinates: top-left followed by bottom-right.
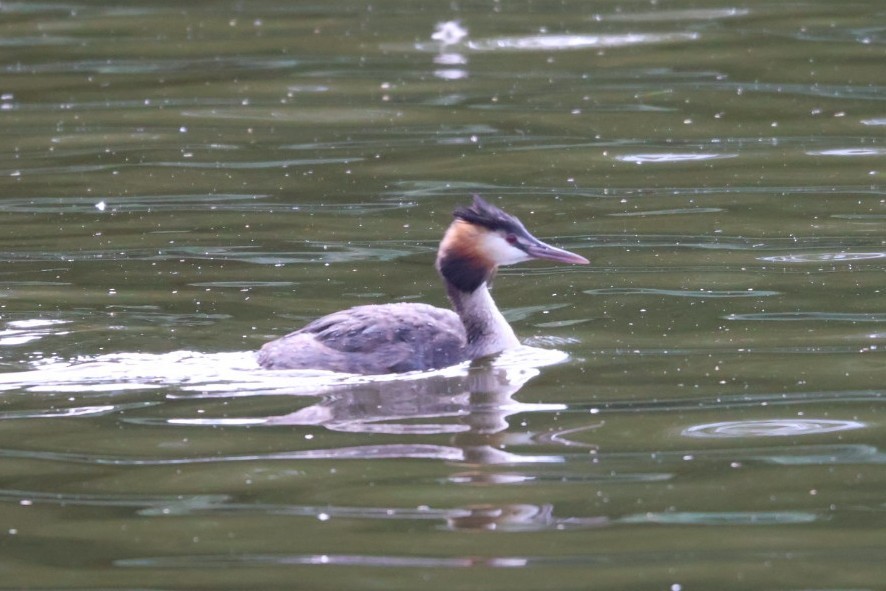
(1, 1), (884, 588)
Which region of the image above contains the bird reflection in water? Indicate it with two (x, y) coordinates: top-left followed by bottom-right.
(445, 503), (607, 532)
(235, 357), (608, 532)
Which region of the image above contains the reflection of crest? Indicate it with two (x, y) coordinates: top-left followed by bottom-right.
(431, 21), (469, 81)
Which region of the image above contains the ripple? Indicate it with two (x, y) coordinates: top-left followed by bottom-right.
(620, 511), (818, 525)
(726, 312), (886, 322)
(831, 214), (886, 220)
(78, 195), (401, 216)
(0, 488), (230, 515)
(682, 419), (865, 439)
(614, 153), (737, 163)
(116, 553), (490, 569)
(188, 281), (297, 289)
(610, 207), (723, 217)
(152, 157), (361, 169)
(0, 244), (414, 265)
(793, 27), (885, 46)
(807, 148), (886, 157)
(0, 443), (470, 466)
(180, 108), (394, 124)
(466, 32), (699, 51)
(0, 318), (70, 346)
(531, 320), (592, 330)
(752, 444), (886, 465)
(758, 252), (886, 263)
(0, 156), (359, 176)
(567, 390), (884, 414)
(604, 8), (749, 22)
(0, 35), (79, 47)
(586, 287), (779, 298)
(718, 81), (886, 101)
(6, 319), (68, 329)
(0, 402), (156, 419)
(412, 32), (698, 53)
(4, 57), (303, 75)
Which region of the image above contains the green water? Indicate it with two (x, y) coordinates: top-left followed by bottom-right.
(1, 1), (884, 589)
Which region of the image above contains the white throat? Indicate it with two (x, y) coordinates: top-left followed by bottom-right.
(447, 282), (520, 359)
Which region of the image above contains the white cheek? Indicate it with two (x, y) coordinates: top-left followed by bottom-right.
(481, 233), (530, 265)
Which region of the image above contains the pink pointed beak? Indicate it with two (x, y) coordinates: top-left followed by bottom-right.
(523, 237), (589, 265)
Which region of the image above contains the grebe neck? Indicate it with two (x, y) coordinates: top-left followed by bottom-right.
(446, 281), (520, 359)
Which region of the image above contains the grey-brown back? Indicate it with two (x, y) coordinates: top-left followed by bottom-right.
(257, 303), (467, 374)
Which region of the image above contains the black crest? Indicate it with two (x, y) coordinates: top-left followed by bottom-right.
(452, 195), (525, 235)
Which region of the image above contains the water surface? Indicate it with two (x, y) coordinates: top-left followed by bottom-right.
(1, 1), (884, 589)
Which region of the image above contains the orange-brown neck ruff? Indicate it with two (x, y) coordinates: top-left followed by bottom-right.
(436, 219), (496, 294)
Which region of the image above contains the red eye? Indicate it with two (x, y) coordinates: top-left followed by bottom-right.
(505, 233), (517, 245)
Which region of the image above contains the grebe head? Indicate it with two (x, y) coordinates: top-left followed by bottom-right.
(437, 195), (589, 293)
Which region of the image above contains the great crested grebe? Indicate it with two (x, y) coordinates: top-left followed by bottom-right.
(258, 196), (588, 374)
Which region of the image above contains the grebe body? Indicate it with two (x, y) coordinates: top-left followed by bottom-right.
(258, 196), (588, 374)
